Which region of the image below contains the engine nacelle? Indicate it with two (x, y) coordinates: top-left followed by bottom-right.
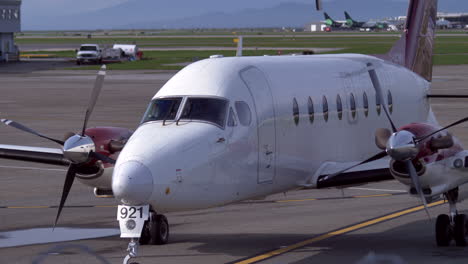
(75, 161), (114, 189)
(390, 151), (468, 202)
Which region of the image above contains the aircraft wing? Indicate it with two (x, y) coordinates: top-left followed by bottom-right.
(303, 157), (393, 189)
(0, 144), (69, 166)
(317, 167), (392, 188)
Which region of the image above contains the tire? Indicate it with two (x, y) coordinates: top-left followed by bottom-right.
(139, 220), (150, 245)
(454, 214), (467, 247)
(149, 214), (169, 245)
(76, 61), (81, 65)
(436, 214), (451, 247)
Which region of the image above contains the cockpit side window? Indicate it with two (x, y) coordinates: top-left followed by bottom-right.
(141, 97), (182, 124)
(180, 97), (228, 128)
(235, 101), (252, 127)
(227, 107), (237, 127)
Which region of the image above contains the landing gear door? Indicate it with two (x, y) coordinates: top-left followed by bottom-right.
(240, 66), (276, 184)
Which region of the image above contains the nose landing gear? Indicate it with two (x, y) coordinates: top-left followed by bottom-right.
(118, 206), (170, 264)
(139, 211), (170, 245)
(436, 188), (468, 247)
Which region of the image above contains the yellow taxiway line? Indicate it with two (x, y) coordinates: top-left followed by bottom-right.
(275, 192), (399, 203)
(235, 200), (446, 264)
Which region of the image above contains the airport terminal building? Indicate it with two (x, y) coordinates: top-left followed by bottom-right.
(438, 13), (468, 28)
(0, 0), (20, 62)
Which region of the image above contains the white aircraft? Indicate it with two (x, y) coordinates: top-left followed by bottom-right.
(2, 0), (468, 262)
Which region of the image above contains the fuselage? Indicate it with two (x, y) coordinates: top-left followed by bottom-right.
(112, 54), (432, 213)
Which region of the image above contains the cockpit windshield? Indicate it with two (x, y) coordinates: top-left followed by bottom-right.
(141, 97), (182, 124)
(179, 98), (228, 128)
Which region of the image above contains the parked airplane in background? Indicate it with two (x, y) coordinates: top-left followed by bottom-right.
(345, 11), (366, 28)
(323, 12), (344, 29)
(2, 0), (468, 263)
(345, 11), (398, 31)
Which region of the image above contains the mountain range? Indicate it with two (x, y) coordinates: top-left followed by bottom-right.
(22, 0), (468, 30)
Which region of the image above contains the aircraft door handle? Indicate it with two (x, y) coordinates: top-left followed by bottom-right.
(216, 137), (226, 143)
(266, 151), (273, 155)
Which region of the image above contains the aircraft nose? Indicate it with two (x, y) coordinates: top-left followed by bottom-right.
(112, 160), (153, 205)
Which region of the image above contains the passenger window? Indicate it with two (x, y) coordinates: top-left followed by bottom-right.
(308, 97), (314, 124)
(336, 95), (343, 120)
(293, 98), (299, 126)
(322, 95), (329, 122)
(227, 108), (237, 127)
(235, 101), (252, 126)
(388, 90), (393, 114)
(363, 92), (369, 117)
(349, 93), (357, 119)
(376, 93), (381, 116)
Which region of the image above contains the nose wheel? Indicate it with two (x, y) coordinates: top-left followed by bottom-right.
(436, 189), (467, 247)
(139, 211), (170, 245)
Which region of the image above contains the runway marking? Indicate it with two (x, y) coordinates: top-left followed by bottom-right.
(234, 200), (445, 264)
(347, 187), (406, 193)
(274, 192), (404, 203)
(276, 198), (317, 203)
(5, 206), (50, 209)
(1, 193), (406, 209)
(353, 194), (393, 198)
(0, 165), (66, 172)
(0, 205), (117, 209)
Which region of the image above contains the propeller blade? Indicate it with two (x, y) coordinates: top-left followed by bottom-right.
(81, 65), (107, 136)
(415, 116), (468, 143)
(315, 0), (322, 10)
(375, 128), (392, 150)
(90, 151), (116, 164)
(54, 163), (78, 228)
(367, 63), (398, 133)
(406, 160), (430, 219)
(319, 150), (388, 182)
(1, 119), (65, 146)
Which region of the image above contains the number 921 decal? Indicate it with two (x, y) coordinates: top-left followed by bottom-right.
(117, 205), (149, 220)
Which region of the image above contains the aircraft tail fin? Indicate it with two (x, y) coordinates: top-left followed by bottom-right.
(344, 11), (353, 21)
(385, 0), (437, 81)
(324, 12), (333, 21)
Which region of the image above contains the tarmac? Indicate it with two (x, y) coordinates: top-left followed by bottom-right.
(0, 64), (468, 263)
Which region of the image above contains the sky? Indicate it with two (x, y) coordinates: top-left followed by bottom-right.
(22, 0), (467, 17)
(22, 0), (128, 15)
(20, 0), (468, 30)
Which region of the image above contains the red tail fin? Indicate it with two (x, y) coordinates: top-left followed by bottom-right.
(385, 0), (438, 81)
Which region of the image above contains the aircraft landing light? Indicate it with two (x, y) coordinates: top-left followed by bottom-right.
(234, 200), (446, 264)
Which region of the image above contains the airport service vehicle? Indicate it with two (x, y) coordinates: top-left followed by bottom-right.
(3, 0), (468, 263)
(113, 44), (138, 59)
(76, 44), (103, 65)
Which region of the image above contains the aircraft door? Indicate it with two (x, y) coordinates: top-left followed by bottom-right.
(240, 66), (276, 184)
